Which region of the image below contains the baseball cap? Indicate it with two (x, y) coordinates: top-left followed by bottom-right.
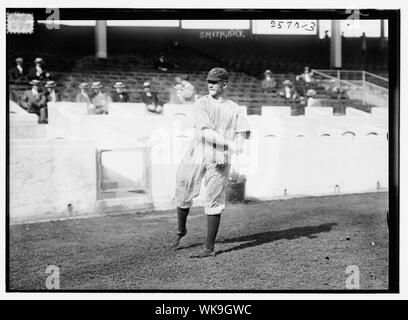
(143, 81), (151, 87)
(206, 68), (228, 81)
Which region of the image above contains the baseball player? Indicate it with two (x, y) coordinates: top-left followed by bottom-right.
(173, 67), (251, 258)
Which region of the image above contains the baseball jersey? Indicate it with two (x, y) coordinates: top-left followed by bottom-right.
(193, 94), (250, 140)
(185, 94), (250, 165)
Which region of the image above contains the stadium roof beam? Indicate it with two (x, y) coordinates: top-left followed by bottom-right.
(95, 20), (107, 59)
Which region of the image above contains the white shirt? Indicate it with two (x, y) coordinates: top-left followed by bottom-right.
(284, 86), (291, 99)
(49, 90), (57, 102)
(36, 65), (43, 76)
(31, 88), (39, 99)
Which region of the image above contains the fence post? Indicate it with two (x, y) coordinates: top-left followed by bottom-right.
(337, 70), (340, 88)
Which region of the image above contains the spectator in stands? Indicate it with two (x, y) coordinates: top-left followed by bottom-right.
(76, 82), (91, 104)
(142, 81), (163, 114)
(28, 57), (49, 81)
(168, 39), (182, 53)
(361, 32), (368, 62)
(9, 90), (19, 103)
(112, 82), (131, 102)
(20, 79), (47, 123)
(171, 84), (186, 104)
(279, 80), (296, 101)
(326, 78), (346, 99)
(90, 81), (111, 115)
(170, 75), (195, 103)
(296, 66), (314, 84)
(44, 80), (61, 103)
(9, 57), (27, 82)
(261, 69), (277, 95)
(154, 52), (174, 72)
(361, 32), (367, 52)
(305, 89), (322, 107)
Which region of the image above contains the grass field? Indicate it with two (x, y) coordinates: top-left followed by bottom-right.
(9, 192), (389, 291)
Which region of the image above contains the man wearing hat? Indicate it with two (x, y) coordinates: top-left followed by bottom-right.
(173, 75), (195, 102)
(305, 89), (322, 107)
(173, 67), (251, 258)
(20, 79), (47, 123)
(9, 57), (27, 82)
(44, 80), (61, 103)
(90, 81), (111, 115)
(279, 79), (296, 101)
(261, 69), (277, 95)
(76, 82), (91, 104)
(112, 82), (131, 102)
(170, 83), (186, 104)
(141, 82), (163, 114)
(28, 57), (48, 81)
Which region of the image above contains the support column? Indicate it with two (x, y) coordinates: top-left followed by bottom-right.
(95, 20), (107, 59)
(380, 19), (386, 49)
(330, 20), (342, 69)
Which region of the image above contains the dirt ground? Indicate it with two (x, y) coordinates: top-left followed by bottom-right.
(9, 192), (389, 291)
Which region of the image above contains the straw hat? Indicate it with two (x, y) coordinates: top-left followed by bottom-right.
(44, 80), (57, 88)
(78, 82), (89, 89)
(91, 81), (103, 89)
(113, 81), (125, 88)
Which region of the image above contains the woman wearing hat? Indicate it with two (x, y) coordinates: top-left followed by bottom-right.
(112, 82), (130, 102)
(76, 82), (91, 104)
(20, 79), (47, 123)
(90, 81), (111, 115)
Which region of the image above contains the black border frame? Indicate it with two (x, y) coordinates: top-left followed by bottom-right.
(5, 8), (400, 294)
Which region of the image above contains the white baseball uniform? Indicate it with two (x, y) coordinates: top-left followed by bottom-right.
(175, 94), (250, 215)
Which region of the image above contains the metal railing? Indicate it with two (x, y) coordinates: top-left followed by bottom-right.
(312, 69), (388, 107)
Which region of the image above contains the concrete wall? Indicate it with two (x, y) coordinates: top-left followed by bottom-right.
(9, 139), (97, 224)
(10, 102), (388, 223)
(9, 100), (46, 139)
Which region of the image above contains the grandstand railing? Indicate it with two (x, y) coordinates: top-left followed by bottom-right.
(312, 69), (388, 108)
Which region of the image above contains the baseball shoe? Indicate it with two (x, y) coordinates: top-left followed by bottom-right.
(189, 247), (216, 258)
(171, 231), (187, 249)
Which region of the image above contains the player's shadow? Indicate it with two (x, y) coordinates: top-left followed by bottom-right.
(180, 223), (337, 255)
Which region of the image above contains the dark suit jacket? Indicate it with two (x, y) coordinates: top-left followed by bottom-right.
(142, 92), (161, 106)
(28, 66), (48, 81)
(9, 66), (27, 82)
(45, 91), (62, 103)
(112, 92), (130, 102)
(20, 90), (47, 112)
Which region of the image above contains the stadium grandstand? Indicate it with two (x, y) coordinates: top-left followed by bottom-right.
(8, 19), (388, 115)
